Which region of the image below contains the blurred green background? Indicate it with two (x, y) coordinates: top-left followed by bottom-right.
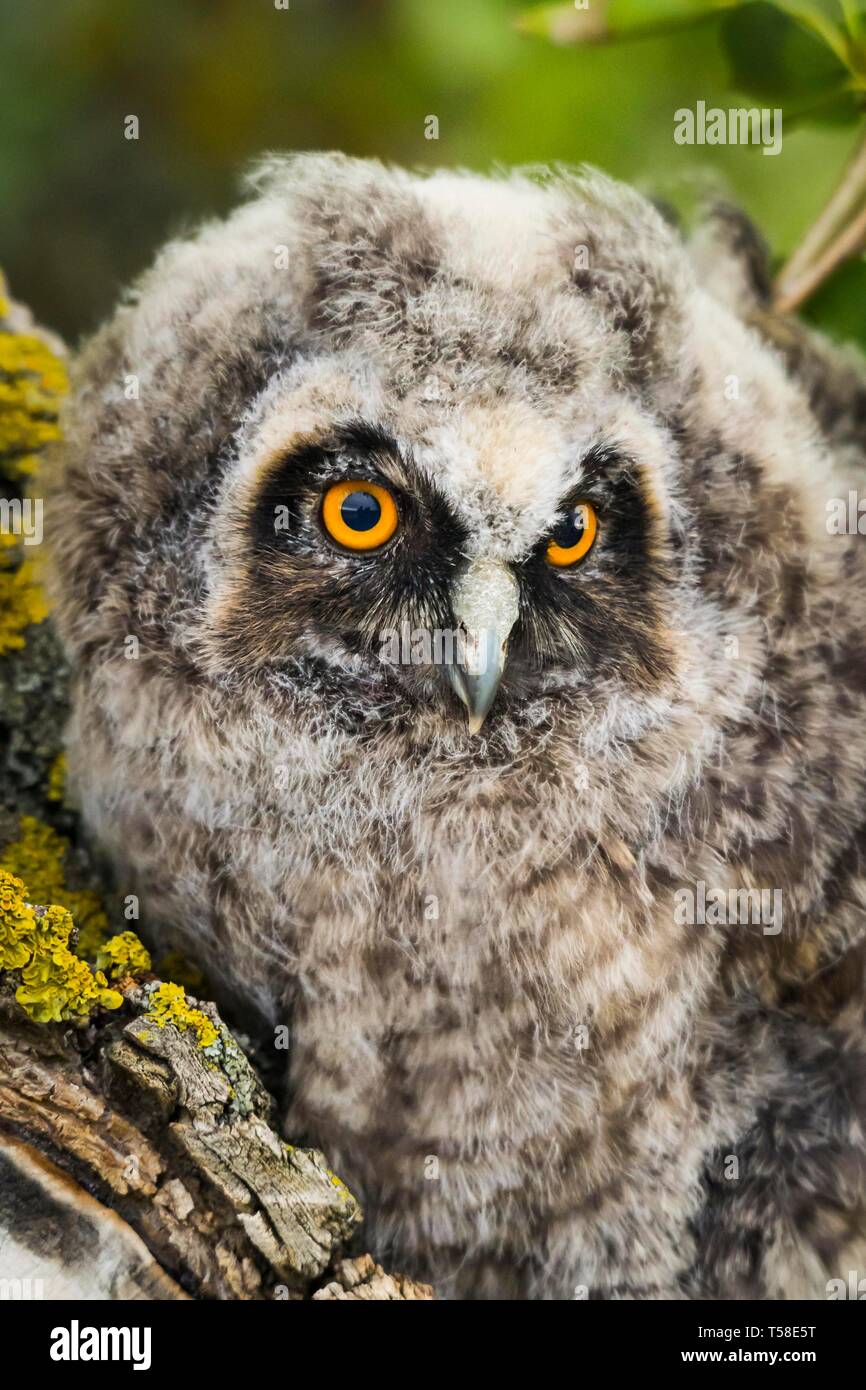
(0, 0), (859, 343)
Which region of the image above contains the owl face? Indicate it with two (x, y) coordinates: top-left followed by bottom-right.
(56, 154), (818, 771)
(206, 410), (674, 740)
(175, 157), (698, 750)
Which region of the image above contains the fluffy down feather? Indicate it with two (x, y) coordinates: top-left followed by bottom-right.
(49, 155), (866, 1298)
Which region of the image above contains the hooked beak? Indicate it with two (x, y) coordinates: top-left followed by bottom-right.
(446, 559), (520, 734)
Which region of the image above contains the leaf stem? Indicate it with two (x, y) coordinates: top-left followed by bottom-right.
(840, 0), (866, 44)
(784, 3), (852, 67)
(773, 124), (866, 312)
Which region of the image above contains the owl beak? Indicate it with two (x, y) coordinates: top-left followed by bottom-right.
(447, 560), (520, 734)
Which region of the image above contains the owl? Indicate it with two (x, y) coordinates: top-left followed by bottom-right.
(50, 154), (866, 1300)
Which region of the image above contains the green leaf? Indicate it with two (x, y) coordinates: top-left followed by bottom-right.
(515, 0), (742, 46)
(840, 0), (866, 48)
(771, 3), (856, 68)
(516, 0), (861, 66)
(517, 0), (866, 121)
(721, 4), (861, 122)
(802, 254), (866, 349)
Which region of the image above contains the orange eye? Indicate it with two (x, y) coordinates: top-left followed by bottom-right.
(545, 502), (598, 567)
(321, 480), (399, 551)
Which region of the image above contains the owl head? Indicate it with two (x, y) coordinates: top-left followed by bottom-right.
(51, 154), (828, 764)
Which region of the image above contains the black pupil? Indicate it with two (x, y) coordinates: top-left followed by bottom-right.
(341, 490), (381, 532)
(552, 507), (587, 549)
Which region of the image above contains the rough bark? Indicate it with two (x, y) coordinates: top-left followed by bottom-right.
(0, 977), (434, 1300)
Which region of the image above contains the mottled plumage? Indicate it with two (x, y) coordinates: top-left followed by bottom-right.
(50, 155), (866, 1298)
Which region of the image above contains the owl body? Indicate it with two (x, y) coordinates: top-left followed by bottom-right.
(52, 156), (866, 1298)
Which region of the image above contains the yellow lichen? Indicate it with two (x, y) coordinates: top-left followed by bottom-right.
(0, 867), (122, 1023)
(95, 930), (152, 981)
(326, 1168), (352, 1201)
(145, 981), (218, 1050)
(0, 282), (68, 485)
(0, 816), (110, 958)
(0, 554), (50, 654)
(0, 277), (67, 652)
(46, 752), (67, 803)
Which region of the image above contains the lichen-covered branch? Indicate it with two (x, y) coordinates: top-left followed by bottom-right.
(0, 821), (432, 1302)
(0, 970), (380, 1299)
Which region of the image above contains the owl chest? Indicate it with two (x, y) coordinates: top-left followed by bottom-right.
(285, 806), (697, 1141)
